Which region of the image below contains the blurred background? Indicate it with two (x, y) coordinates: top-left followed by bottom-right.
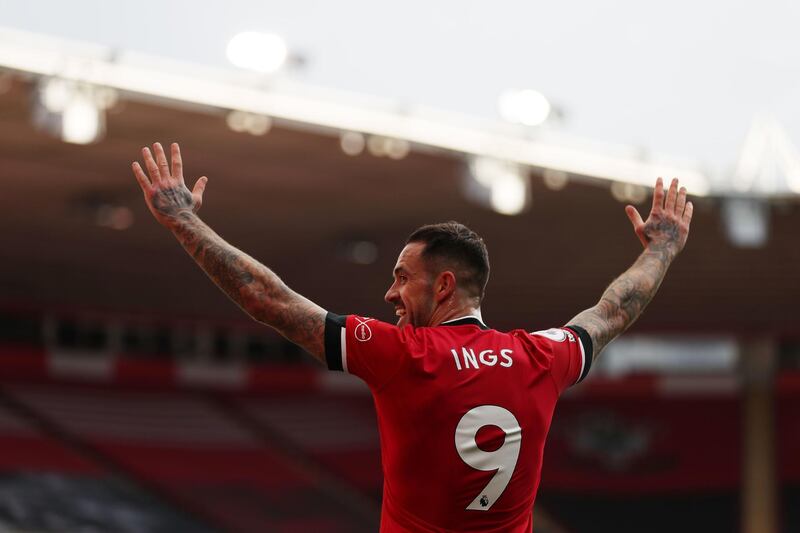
(0, 1), (799, 531)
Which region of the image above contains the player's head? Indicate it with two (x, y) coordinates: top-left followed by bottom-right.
(384, 221), (490, 328)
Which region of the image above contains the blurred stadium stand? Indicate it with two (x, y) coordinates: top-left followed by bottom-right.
(1, 30), (800, 532)
(0, 374), (379, 531)
(0, 326), (799, 531)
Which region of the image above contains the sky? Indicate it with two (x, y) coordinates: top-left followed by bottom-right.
(2, 0), (799, 176)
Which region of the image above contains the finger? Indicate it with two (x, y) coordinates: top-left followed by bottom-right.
(153, 142), (171, 180)
(131, 161), (151, 190)
(170, 143), (183, 179)
(683, 201), (694, 225)
(142, 147), (161, 183)
(665, 178), (679, 213)
(651, 177), (665, 212)
(192, 176), (208, 199)
(676, 186), (687, 215)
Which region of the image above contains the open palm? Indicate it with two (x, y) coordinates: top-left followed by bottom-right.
(625, 177), (693, 257)
(131, 142), (208, 227)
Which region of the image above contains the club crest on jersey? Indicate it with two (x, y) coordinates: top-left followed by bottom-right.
(353, 316), (374, 342)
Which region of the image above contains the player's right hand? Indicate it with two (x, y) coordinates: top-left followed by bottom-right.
(131, 142), (208, 228)
(624, 177), (693, 258)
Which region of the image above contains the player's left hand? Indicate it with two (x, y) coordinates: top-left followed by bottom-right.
(131, 142), (208, 228)
(624, 177), (693, 258)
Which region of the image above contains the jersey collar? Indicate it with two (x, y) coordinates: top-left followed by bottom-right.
(439, 316), (489, 330)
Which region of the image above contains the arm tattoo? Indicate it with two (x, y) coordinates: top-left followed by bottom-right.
(169, 211), (326, 362)
(644, 219), (681, 253)
(569, 247), (673, 361)
(151, 187), (194, 217)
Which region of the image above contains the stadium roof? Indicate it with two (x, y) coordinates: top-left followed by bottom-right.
(0, 28), (711, 193)
(1, 30), (799, 336)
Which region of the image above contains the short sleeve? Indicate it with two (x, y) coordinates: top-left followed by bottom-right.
(324, 313), (408, 390)
(529, 325), (593, 392)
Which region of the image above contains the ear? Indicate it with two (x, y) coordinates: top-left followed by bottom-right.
(434, 271), (457, 304)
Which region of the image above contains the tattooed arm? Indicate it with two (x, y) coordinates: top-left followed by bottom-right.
(132, 142), (326, 362)
(568, 177), (694, 361)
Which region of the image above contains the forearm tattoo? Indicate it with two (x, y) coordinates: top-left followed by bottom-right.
(570, 247), (672, 360)
(170, 211), (326, 360)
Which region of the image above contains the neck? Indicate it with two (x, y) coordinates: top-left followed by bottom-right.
(429, 303), (482, 327)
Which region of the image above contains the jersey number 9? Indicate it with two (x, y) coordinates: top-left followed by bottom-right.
(454, 405), (522, 511)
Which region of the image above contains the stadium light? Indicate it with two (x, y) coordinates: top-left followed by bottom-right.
(340, 131), (366, 156)
(62, 94), (102, 144)
(386, 138), (410, 160)
(721, 197), (769, 248)
(466, 157), (529, 215)
(718, 114), (800, 247)
(226, 31), (288, 74)
(35, 78), (106, 144)
(498, 89), (551, 127)
(225, 110), (272, 135)
(41, 77), (71, 111)
(491, 173), (527, 215)
(366, 136), (410, 159)
(610, 181), (647, 204)
(542, 168), (568, 190)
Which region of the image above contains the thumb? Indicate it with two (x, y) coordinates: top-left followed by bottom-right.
(625, 205), (648, 248)
(625, 205), (644, 229)
(191, 176), (208, 210)
(192, 176), (208, 198)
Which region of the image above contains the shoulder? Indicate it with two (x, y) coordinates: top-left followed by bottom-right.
(507, 326), (579, 361)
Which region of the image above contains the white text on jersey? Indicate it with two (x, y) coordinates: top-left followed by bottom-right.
(450, 347), (513, 371)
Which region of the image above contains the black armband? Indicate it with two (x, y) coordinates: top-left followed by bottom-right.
(565, 324), (593, 383)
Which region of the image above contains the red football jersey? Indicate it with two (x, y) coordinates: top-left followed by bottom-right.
(325, 314), (592, 532)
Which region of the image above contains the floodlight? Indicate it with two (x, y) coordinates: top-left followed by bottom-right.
(62, 94), (102, 144)
(466, 157), (529, 215)
(542, 169), (568, 190)
(340, 132), (365, 156)
(366, 136), (410, 159)
(226, 31), (288, 74)
(41, 77), (71, 111)
(722, 197), (769, 248)
(498, 89), (551, 127)
(226, 110), (271, 135)
(610, 182), (647, 204)
(386, 138), (410, 160)
(35, 78), (105, 144)
(490, 173), (527, 215)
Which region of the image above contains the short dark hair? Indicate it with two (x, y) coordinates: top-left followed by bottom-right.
(406, 221), (490, 302)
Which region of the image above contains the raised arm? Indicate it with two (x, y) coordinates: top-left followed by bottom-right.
(131, 142), (326, 362)
(568, 177), (693, 360)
